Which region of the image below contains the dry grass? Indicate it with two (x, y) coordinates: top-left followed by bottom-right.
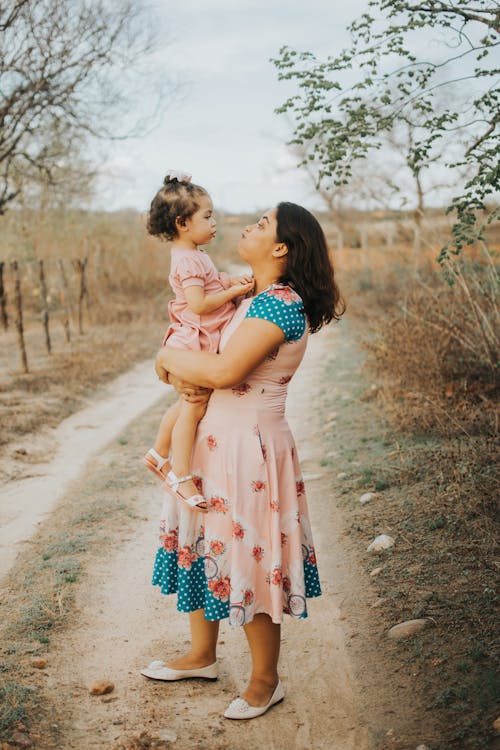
(319, 331), (499, 749)
(328, 228), (499, 747)
(336, 240), (499, 439)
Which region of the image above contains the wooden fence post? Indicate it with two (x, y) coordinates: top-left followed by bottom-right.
(0, 261), (8, 330)
(57, 257), (75, 316)
(39, 259), (51, 354)
(75, 257), (89, 334)
(10, 260), (29, 373)
(57, 259), (71, 343)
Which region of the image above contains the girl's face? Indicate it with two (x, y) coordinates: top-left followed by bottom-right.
(183, 194), (216, 246)
(237, 208), (280, 265)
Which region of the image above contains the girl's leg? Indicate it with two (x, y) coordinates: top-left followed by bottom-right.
(154, 398), (182, 459)
(167, 609), (219, 669)
(241, 614), (281, 706)
(171, 399), (208, 500)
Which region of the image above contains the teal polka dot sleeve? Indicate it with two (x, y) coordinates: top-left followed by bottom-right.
(245, 285), (306, 342)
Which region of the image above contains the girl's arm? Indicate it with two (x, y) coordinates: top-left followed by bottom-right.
(184, 279), (254, 315)
(156, 318), (285, 389)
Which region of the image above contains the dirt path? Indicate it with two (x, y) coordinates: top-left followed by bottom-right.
(2, 322), (440, 750)
(0, 361), (165, 578)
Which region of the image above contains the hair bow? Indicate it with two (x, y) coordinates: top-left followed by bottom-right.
(164, 170), (192, 184)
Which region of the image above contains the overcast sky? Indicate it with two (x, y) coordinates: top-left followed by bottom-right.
(96, 0), (370, 214)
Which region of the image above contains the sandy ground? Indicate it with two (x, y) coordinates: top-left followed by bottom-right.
(0, 361), (165, 577)
(1, 324), (426, 750)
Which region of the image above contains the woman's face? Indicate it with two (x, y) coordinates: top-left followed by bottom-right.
(237, 208), (279, 265)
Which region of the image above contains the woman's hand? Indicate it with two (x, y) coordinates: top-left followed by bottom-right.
(169, 373), (212, 403)
(155, 349), (211, 403)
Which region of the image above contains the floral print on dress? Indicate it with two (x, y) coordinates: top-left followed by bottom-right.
(178, 545), (197, 569)
(267, 285), (301, 305)
(251, 479), (266, 493)
(232, 383), (251, 396)
(160, 528), (179, 552)
(208, 495), (230, 513)
(208, 576), (231, 601)
(207, 435), (217, 451)
(233, 522), (245, 539)
(243, 589), (254, 606)
(209, 539), (225, 556)
(270, 567), (283, 585)
(252, 545), (264, 562)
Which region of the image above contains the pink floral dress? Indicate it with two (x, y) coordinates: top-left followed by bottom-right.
(152, 284), (321, 625)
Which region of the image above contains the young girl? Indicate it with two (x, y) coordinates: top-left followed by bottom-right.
(143, 172), (254, 511)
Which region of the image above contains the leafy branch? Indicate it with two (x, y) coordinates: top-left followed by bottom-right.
(272, 0), (499, 260)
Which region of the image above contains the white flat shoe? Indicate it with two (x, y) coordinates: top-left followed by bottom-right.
(140, 660), (218, 681)
(224, 681), (285, 720)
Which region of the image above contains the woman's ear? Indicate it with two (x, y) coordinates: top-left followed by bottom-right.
(272, 243), (288, 258)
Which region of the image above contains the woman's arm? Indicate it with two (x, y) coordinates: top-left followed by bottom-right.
(156, 318), (285, 389)
(184, 280), (254, 315)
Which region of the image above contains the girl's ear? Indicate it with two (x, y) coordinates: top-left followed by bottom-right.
(272, 243), (288, 258)
(175, 216), (187, 233)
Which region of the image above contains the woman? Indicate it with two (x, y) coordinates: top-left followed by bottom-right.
(142, 202), (344, 719)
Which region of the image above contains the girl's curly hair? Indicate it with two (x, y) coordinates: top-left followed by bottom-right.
(147, 176), (209, 241)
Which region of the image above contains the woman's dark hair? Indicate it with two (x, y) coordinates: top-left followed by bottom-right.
(147, 177), (208, 241)
(276, 202), (345, 332)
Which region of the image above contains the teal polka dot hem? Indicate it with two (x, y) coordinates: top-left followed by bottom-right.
(245, 285), (306, 342)
(152, 548), (322, 623)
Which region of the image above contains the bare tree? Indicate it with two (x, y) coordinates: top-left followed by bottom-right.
(0, 0), (168, 213)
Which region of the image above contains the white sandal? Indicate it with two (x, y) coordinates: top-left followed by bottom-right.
(224, 681), (285, 719)
(140, 660), (218, 681)
(166, 470), (208, 513)
(143, 448), (171, 481)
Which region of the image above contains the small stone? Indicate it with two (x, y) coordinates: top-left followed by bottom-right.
(8, 733), (32, 748)
(158, 729), (177, 742)
(360, 384), (379, 401)
(371, 598), (386, 608)
(360, 492), (376, 505)
(101, 695), (119, 703)
(303, 473), (323, 481)
(416, 745), (430, 750)
(337, 472), (348, 479)
(367, 534), (395, 553)
(493, 716), (500, 732)
(89, 680), (114, 696)
(370, 566), (383, 577)
(30, 658), (47, 669)
(387, 619), (428, 639)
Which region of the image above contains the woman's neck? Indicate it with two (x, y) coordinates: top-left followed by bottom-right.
(253, 271), (281, 295)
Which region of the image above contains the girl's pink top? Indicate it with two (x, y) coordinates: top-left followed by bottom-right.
(163, 246), (235, 352)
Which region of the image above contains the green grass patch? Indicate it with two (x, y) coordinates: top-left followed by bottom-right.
(0, 681), (38, 734)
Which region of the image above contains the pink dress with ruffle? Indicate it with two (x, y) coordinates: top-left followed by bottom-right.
(163, 246), (235, 352)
